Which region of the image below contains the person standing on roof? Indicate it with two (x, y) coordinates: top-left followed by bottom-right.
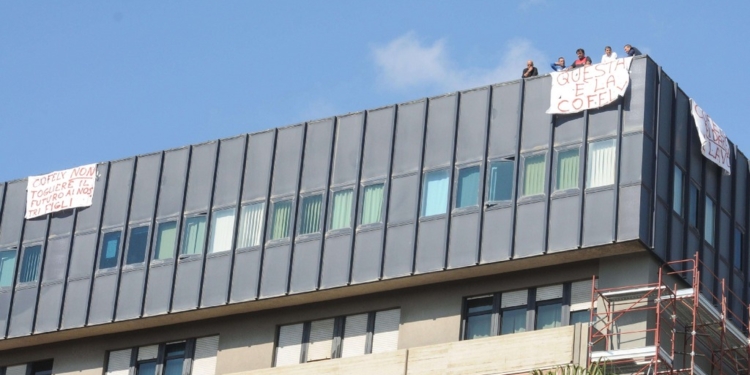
(550, 57), (566, 72)
(624, 44), (642, 56)
(522, 60), (538, 78)
(601, 46), (618, 63)
(566, 48), (592, 70)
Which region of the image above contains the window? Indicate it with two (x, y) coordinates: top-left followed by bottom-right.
(154, 221), (177, 260)
(0, 249), (16, 287)
(688, 183), (699, 229)
(2, 360), (54, 375)
(569, 279), (596, 326)
(125, 226), (149, 265)
(275, 309), (400, 367)
(455, 166), (480, 208)
(99, 231), (122, 269)
(19, 245), (42, 283)
(299, 194), (323, 235)
(487, 160), (514, 202)
(270, 200), (292, 240)
(534, 285), (562, 329)
(522, 154), (546, 196)
(182, 215), (207, 255)
(734, 228), (744, 271)
(704, 197), (716, 245)
(163, 342), (186, 375)
(105, 336), (219, 375)
(673, 167), (684, 216)
(463, 296), (493, 339)
(208, 208), (235, 253)
(360, 184), (384, 225)
(500, 307), (527, 335)
(421, 169), (450, 216)
(237, 202), (264, 248)
(330, 189), (354, 230)
(555, 148), (579, 191)
(586, 139), (616, 188)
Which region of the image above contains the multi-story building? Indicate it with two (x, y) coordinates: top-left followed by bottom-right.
(0, 55), (748, 375)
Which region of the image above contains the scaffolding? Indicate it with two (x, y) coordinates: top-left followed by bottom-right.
(587, 254), (750, 375)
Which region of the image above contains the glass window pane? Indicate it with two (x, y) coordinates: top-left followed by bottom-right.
(299, 195), (323, 234)
(155, 221), (177, 260)
(126, 226), (149, 265)
(688, 184), (699, 228)
(523, 155), (546, 196)
(208, 209), (235, 253)
(487, 160), (513, 202)
(182, 215), (207, 255)
(136, 361), (156, 375)
(556, 149), (579, 191)
(570, 310), (592, 326)
(0, 250), (17, 287)
(421, 169), (450, 216)
(361, 184), (384, 225)
(465, 314), (492, 340)
(30, 360), (53, 375)
(331, 189), (353, 230)
(734, 229), (743, 270)
(586, 139), (616, 188)
(456, 166), (480, 208)
(705, 197), (715, 245)
(500, 308), (527, 335)
(19, 245), (42, 283)
(237, 202), (264, 247)
(270, 200), (292, 240)
(467, 296), (493, 314)
(673, 167), (684, 216)
(165, 342), (186, 357)
(536, 303), (562, 329)
(99, 231), (122, 269)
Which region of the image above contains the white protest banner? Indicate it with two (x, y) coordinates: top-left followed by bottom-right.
(690, 99), (731, 175)
(547, 57), (633, 114)
(25, 164), (98, 219)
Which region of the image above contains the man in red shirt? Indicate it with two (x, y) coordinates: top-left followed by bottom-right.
(566, 48), (592, 70)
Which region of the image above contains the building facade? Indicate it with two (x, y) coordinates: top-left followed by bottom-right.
(0, 56), (748, 374)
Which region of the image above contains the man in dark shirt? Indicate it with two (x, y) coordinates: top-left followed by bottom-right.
(522, 60), (538, 78)
(566, 48), (592, 70)
(624, 44), (642, 56)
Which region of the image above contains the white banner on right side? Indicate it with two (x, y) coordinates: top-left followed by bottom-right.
(690, 99), (731, 175)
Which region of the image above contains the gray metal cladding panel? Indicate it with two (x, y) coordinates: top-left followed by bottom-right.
(670, 217), (685, 261)
(8, 287), (37, 337)
(720, 211), (731, 260)
(320, 235), (352, 288)
(689, 129), (703, 184)
(654, 202), (669, 260)
(156, 149), (189, 218)
(619, 133), (644, 185)
(48, 210), (75, 238)
(701, 247), (715, 294)
(22, 217), (47, 243)
(415, 218), (447, 273)
(447, 213), (479, 268)
(361, 107), (395, 181)
(720, 168), (731, 212)
(351, 229), (383, 284)
(0, 181), (27, 245)
(616, 185), (643, 242)
(423, 95), (458, 169)
(734, 156), (747, 223)
(480, 207), (512, 263)
(184, 142), (218, 214)
(488, 82), (521, 158)
(300, 119), (334, 192)
(514, 202), (546, 258)
(88, 274), (118, 324)
(392, 100), (426, 175)
(331, 113), (364, 186)
(143, 263), (174, 316)
(259, 245), (291, 298)
(171, 259), (202, 312)
(68, 232), (97, 279)
(42, 237), (70, 282)
(0, 292), (9, 337)
(553, 112), (584, 146)
(455, 88), (489, 164)
(673, 91), (690, 168)
(547, 196), (581, 253)
(115, 269), (145, 320)
(75, 164), (108, 233)
(61, 278), (90, 328)
(686, 232), (699, 266)
(587, 106), (619, 140)
(383, 224), (415, 278)
(129, 153), (162, 223)
(200, 253), (232, 307)
(243, 131), (276, 202)
(387, 175), (419, 224)
(102, 159), (134, 228)
(639, 186), (652, 246)
(212, 136), (245, 209)
(622, 58), (654, 134)
(271, 125), (304, 197)
(656, 150), (670, 201)
(34, 283), (64, 333)
(520, 76), (552, 151)
(230, 249), (260, 302)
(657, 73), (674, 152)
(289, 240), (321, 293)
(582, 189), (615, 247)
(705, 164), (718, 198)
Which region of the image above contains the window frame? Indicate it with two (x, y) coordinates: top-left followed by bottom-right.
(704, 196), (716, 246)
(237, 200), (266, 249)
(152, 219), (179, 262)
(329, 187), (355, 232)
(520, 152), (547, 198)
(268, 198), (295, 242)
(297, 193), (324, 237)
(123, 224), (151, 268)
(585, 138), (617, 189)
(106, 335), (219, 375)
(0, 248), (17, 289)
(485, 157), (515, 206)
(207, 207), (236, 254)
(462, 295), (495, 340)
(553, 146), (581, 193)
(358, 181), (386, 227)
(180, 213), (208, 258)
(98, 229), (123, 271)
(453, 164), (482, 211)
(17, 243), (43, 285)
(420, 168), (451, 218)
(673, 166), (685, 217)
(733, 227), (744, 272)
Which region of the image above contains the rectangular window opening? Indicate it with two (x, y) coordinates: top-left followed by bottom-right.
(330, 189), (354, 230)
(154, 221), (177, 260)
(536, 301), (563, 330)
(688, 184), (699, 229)
(522, 154), (546, 197)
(421, 169), (450, 216)
(586, 139), (616, 188)
(19, 245), (42, 283)
(734, 228), (744, 271)
(126, 226), (149, 265)
(673, 167), (684, 216)
(704, 197), (716, 245)
(556, 148), (579, 191)
(270, 200), (292, 240)
(456, 166), (480, 208)
(464, 296), (493, 340)
(360, 184), (384, 225)
(182, 215), (207, 255)
(500, 307), (527, 335)
(0, 249), (17, 287)
(237, 202), (264, 247)
(487, 160), (514, 202)
(208, 208), (235, 253)
(299, 195), (323, 235)
(99, 231), (122, 269)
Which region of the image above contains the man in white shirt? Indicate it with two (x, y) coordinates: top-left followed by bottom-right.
(601, 46), (618, 63)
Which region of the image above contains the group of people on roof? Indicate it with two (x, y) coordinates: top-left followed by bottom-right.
(522, 44), (642, 78)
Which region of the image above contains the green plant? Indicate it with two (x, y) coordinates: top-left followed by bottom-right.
(532, 360), (614, 375)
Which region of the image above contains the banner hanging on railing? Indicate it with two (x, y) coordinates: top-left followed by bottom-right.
(547, 57), (633, 114)
(690, 99), (731, 175)
(25, 164), (98, 219)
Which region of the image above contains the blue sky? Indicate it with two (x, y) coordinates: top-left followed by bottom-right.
(1, 1), (748, 183)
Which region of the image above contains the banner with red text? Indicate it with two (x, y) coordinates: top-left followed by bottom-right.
(690, 99), (731, 175)
(547, 57), (633, 114)
(25, 164), (98, 219)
